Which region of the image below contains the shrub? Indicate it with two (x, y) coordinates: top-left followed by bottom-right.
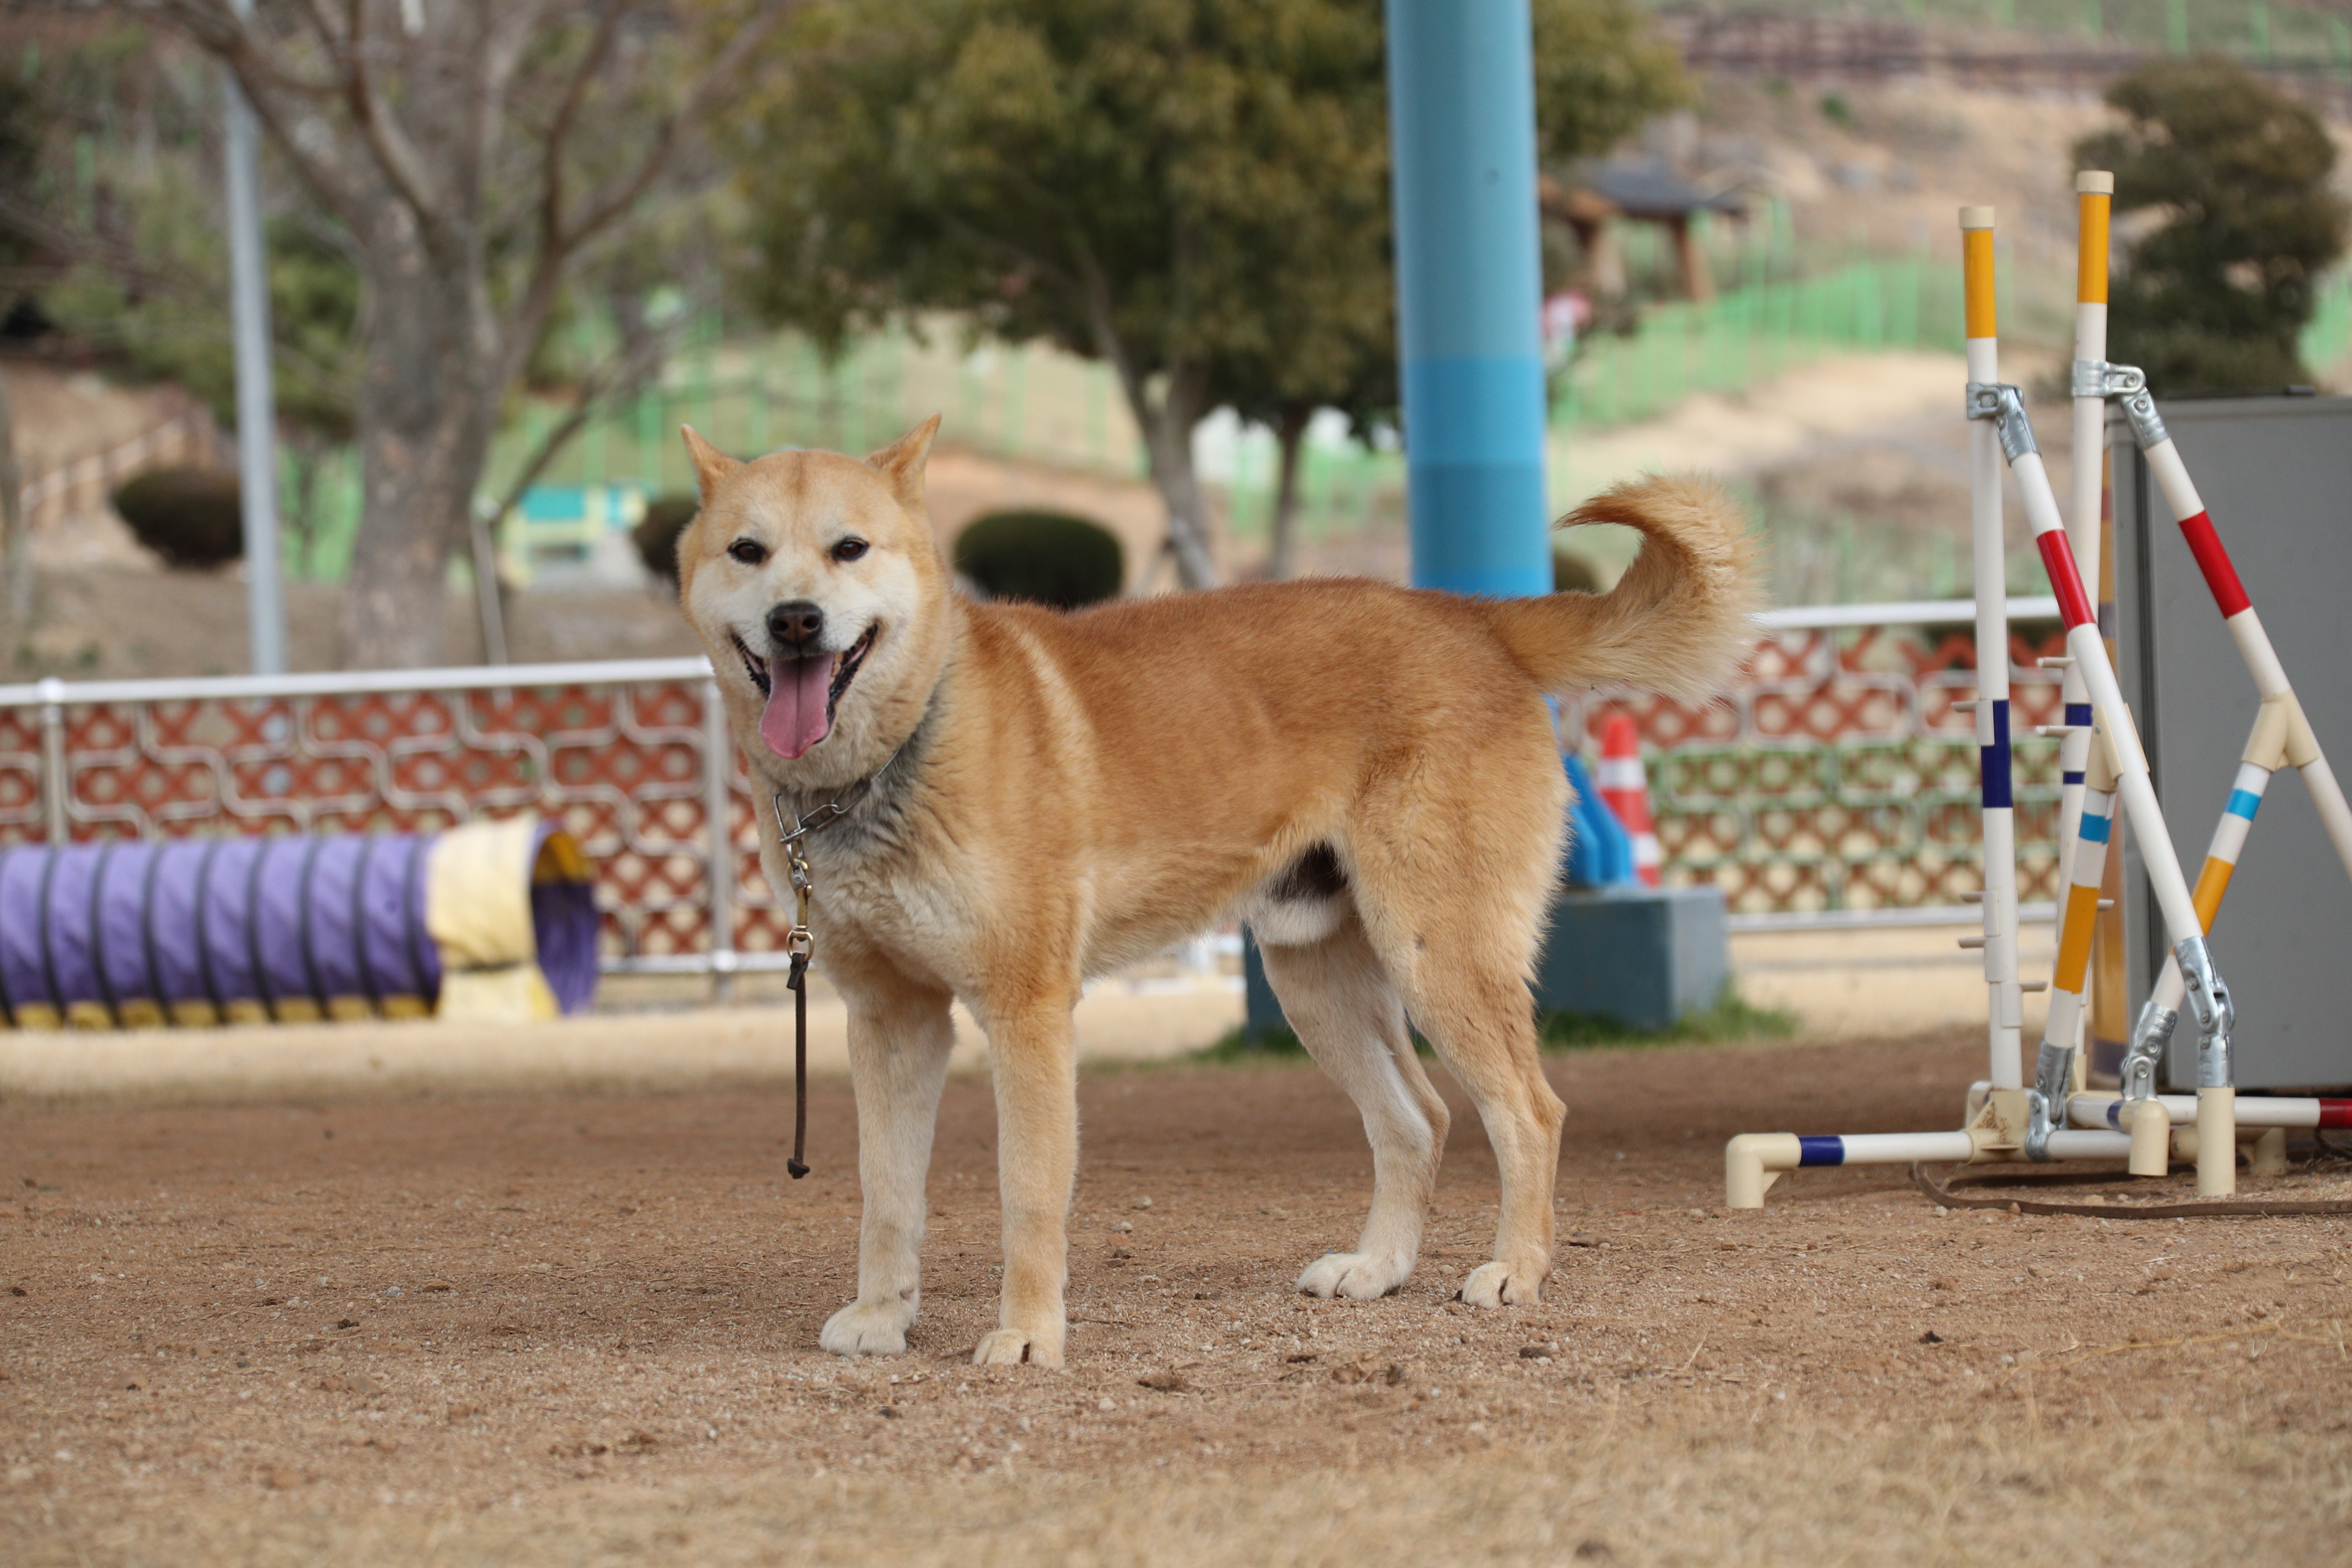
(633, 493), (699, 585)
(2076, 55), (2348, 393)
(110, 466), (242, 569)
(952, 510), (1124, 609)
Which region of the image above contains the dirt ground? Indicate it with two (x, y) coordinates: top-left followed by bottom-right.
(6, 1029), (2350, 1566)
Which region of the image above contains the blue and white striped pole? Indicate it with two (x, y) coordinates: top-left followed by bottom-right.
(1385, 0), (1553, 599)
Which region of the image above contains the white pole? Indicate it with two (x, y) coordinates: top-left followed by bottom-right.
(222, 0), (287, 676)
(1962, 208), (2022, 1093)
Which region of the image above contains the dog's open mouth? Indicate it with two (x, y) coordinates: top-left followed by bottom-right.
(735, 625), (876, 760)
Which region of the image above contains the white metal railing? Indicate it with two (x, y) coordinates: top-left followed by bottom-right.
(1755, 595), (2058, 631)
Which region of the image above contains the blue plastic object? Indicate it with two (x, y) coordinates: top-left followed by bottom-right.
(1562, 752), (1637, 888)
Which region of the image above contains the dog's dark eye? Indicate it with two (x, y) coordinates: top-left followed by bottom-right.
(728, 538), (766, 566)
(832, 537), (868, 563)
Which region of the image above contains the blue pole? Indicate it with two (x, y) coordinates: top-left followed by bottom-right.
(1385, 0), (1552, 599)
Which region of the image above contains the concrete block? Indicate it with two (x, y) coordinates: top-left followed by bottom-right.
(1531, 884), (1728, 1032)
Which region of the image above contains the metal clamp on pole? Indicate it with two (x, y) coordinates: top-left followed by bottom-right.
(1964, 382), (2039, 461)
(2025, 1040), (2076, 1162)
(2121, 998), (2175, 1102)
(2176, 934), (2234, 1088)
(2069, 358), (2171, 447)
(2176, 931), (2241, 1196)
(2118, 387), (2168, 450)
(2069, 358), (2147, 401)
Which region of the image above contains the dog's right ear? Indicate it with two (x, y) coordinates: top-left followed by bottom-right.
(680, 426), (741, 505)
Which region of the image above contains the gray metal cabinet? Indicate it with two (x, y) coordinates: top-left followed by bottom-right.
(2110, 393), (2352, 1090)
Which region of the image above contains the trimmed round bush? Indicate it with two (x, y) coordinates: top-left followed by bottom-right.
(952, 510), (1124, 609)
(634, 493), (699, 585)
(111, 467), (242, 569)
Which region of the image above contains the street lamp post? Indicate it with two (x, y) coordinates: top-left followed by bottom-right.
(222, 0), (288, 674)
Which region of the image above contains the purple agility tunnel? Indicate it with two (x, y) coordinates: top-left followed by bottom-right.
(0, 821), (597, 1029)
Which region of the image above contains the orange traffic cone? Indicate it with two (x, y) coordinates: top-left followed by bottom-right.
(1597, 712), (1662, 887)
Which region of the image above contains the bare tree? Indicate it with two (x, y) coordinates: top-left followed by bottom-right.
(131, 0), (788, 667)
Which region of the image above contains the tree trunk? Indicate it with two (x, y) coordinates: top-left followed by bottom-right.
(343, 228), (502, 669)
(0, 365), (25, 630)
(1266, 403), (1311, 581)
(1128, 361), (1219, 591)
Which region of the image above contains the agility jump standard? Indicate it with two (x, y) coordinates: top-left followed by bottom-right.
(1724, 203), (2242, 1208)
(2058, 210), (2352, 1176)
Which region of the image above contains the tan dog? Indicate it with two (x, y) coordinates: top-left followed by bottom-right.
(675, 417), (1755, 1367)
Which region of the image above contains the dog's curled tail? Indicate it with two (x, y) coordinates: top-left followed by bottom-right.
(1482, 475), (1758, 701)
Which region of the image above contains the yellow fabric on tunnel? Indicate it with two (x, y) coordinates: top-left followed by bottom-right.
(426, 818), (560, 1023)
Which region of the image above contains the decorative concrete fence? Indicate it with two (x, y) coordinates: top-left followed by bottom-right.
(0, 599), (2072, 997)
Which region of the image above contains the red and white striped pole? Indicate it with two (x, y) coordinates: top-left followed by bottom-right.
(1596, 712), (1662, 887)
(1964, 207), (2242, 1196)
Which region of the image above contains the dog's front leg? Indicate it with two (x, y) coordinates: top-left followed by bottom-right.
(974, 995), (1078, 1368)
(819, 980), (956, 1358)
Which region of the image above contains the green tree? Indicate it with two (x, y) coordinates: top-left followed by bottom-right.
(1530, 0), (1688, 165)
(2076, 55), (2347, 393)
(732, 0), (1684, 588)
(1, 14), (764, 663)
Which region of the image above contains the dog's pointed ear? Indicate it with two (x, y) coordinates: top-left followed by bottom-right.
(680, 426), (740, 505)
(867, 415), (941, 508)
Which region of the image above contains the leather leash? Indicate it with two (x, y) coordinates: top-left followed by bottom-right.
(768, 743), (905, 1179)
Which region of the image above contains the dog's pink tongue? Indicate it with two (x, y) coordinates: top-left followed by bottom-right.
(759, 654), (834, 758)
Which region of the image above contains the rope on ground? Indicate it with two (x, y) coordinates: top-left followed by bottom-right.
(1908, 1162), (2352, 1219)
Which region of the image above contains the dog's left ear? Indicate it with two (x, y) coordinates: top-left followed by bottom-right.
(867, 415), (941, 508)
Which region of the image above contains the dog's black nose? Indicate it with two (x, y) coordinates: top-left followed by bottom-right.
(767, 600), (824, 651)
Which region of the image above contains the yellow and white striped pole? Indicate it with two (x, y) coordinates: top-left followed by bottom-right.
(1963, 206), (2240, 1193)
(2119, 702), (2293, 1179)
(2031, 732), (2123, 1163)
(1961, 207), (2022, 1097)
(2053, 174), (2112, 956)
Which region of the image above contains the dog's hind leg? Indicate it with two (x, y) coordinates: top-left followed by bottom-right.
(820, 975), (957, 1358)
(1359, 901), (1564, 1310)
(1259, 912), (1450, 1300)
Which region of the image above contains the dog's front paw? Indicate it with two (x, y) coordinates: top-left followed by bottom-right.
(973, 1327), (1063, 1368)
(820, 1298), (915, 1357)
(1296, 1250), (1411, 1300)
(1459, 1259), (1545, 1308)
